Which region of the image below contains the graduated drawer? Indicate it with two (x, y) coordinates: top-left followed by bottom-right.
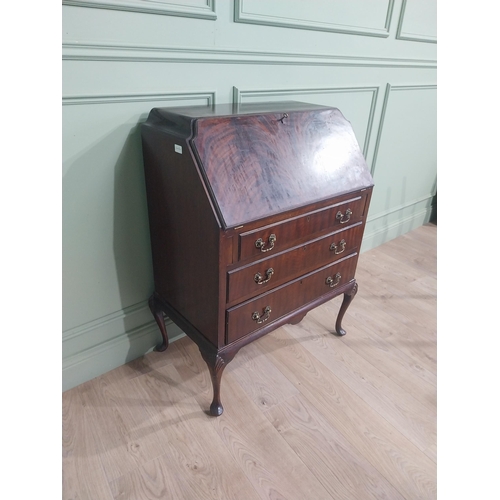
(226, 253), (357, 344)
(238, 194), (367, 262)
(227, 222), (363, 306)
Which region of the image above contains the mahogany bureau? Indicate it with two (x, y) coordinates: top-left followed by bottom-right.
(141, 101), (374, 415)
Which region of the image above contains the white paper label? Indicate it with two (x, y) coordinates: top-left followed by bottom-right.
(174, 144), (182, 154)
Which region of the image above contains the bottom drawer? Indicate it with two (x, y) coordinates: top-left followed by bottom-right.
(226, 253), (358, 344)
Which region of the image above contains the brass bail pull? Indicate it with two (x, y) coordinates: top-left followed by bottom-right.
(336, 208), (352, 224)
(255, 234), (276, 252)
(252, 306), (272, 324)
(329, 239), (346, 255)
(254, 268), (274, 285)
(326, 273), (341, 288)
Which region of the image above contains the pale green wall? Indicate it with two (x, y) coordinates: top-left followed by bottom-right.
(62, 0), (437, 391)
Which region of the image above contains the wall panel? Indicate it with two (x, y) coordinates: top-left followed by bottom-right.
(63, 0), (217, 19)
(363, 84), (437, 248)
(62, 91), (215, 388)
(397, 0), (437, 43)
(62, 0), (437, 390)
(235, 0), (394, 37)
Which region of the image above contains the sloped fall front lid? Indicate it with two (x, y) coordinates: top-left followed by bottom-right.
(149, 102), (374, 228)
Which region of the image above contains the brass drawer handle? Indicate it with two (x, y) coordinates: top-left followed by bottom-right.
(326, 273), (341, 288)
(252, 306), (272, 324)
(329, 239), (346, 255)
(336, 209), (352, 224)
(255, 234), (276, 252)
(254, 268), (274, 285)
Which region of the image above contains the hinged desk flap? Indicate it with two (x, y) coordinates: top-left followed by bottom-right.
(191, 106), (373, 228)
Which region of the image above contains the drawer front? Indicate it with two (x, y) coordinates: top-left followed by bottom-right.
(226, 254), (358, 344)
(238, 195), (367, 262)
(227, 223), (363, 305)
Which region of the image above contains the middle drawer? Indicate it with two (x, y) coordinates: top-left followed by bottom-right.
(226, 252), (358, 344)
(227, 222), (363, 306)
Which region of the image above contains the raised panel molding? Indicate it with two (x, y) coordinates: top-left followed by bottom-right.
(234, 0), (395, 38)
(233, 85), (379, 159)
(62, 41), (437, 68)
(63, 300), (148, 344)
(371, 83), (437, 177)
(367, 193), (433, 224)
(361, 202), (432, 253)
(62, 0), (217, 19)
(363, 82), (436, 250)
(63, 315), (186, 391)
(62, 90), (216, 106)
(63, 301), (155, 364)
(62, 90), (214, 391)
(396, 0), (437, 43)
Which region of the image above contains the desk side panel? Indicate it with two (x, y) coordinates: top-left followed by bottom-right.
(142, 124), (221, 347)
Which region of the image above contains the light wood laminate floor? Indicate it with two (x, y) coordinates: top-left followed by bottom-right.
(63, 224), (437, 500)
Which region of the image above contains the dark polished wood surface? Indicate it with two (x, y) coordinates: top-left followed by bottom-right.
(226, 254), (358, 344)
(227, 223), (363, 306)
(237, 194), (368, 261)
(141, 102), (373, 415)
(142, 129), (221, 346)
(193, 109), (373, 228)
(149, 100), (329, 121)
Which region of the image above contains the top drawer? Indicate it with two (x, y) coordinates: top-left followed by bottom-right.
(238, 194), (368, 262)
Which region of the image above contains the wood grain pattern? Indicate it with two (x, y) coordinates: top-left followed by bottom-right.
(108, 454), (193, 500)
(282, 317), (437, 457)
(228, 223), (363, 305)
(108, 378), (262, 500)
(193, 108), (373, 228)
(226, 340), (300, 412)
(226, 253), (358, 343)
(380, 236), (437, 277)
(256, 327), (437, 499)
(356, 269), (437, 339)
(339, 293), (437, 374)
(76, 372), (166, 483)
(330, 313), (437, 408)
(206, 373), (334, 500)
(141, 127), (221, 346)
(265, 394), (405, 499)
(237, 195), (367, 261)
(63, 224), (436, 500)
(62, 388), (114, 500)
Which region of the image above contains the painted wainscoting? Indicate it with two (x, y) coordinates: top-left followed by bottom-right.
(62, 0), (437, 391)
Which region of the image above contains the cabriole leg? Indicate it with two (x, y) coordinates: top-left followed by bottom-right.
(199, 349), (236, 416)
(148, 293), (169, 352)
(335, 281), (358, 336)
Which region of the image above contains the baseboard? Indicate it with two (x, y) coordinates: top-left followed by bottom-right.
(361, 203), (432, 253)
(62, 314), (185, 392)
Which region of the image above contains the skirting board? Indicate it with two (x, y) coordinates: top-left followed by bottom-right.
(62, 318), (185, 392)
(361, 206), (433, 253)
